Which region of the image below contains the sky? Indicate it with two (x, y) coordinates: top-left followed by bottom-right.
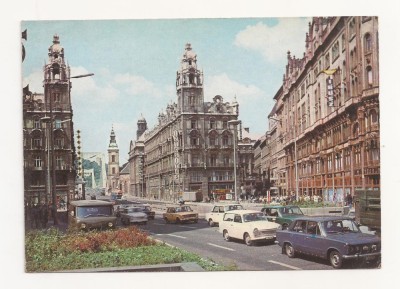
(21, 17), (311, 162)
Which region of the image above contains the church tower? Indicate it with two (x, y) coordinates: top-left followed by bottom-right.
(107, 126), (120, 194)
(136, 114), (147, 139)
(176, 43), (204, 113)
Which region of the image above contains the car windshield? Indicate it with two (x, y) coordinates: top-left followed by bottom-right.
(323, 219), (360, 234)
(243, 213), (267, 222)
(280, 206), (304, 215)
(178, 206), (192, 212)
(127, 207), (143, 213)
(76, 206), (112, 218)
(227, 205), (244, 211)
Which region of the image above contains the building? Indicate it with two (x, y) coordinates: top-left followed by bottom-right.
(106, 126), (120, 194)
(265, 17), (379, 203)
(23, 35), (76, 213)
(128, 43), (242, 201)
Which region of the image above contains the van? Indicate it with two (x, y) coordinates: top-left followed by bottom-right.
(68, 200), (117, 231)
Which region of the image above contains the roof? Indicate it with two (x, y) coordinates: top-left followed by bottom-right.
(223, 209), (260, 214)
(70, 200), (113, 206)
(288, 216), (354, 222)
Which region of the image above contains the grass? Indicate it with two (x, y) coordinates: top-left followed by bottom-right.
(25, 227), (236, 272)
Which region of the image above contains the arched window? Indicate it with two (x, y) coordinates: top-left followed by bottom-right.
(364, 33), (372, 52)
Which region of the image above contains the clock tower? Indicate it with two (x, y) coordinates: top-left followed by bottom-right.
(107, 126), (120, 194)
(176, 43), (204, 113)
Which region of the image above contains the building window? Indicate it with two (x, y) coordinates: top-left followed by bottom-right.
(210, 119), (215, 129)
(223, 121), (228, 129)
(353, 123), (359, 138)
(56, 156), (64, 169)
(209, 135), (217, 146)
(222, 134), (229, 146)
(34, 155), (42, 168)
(349, 18), (356, 39)
(210, 154), (217, 166)
(191, 119), (197, 129)
(34, 119), (41, 129)
(325, 53), (330, 69)
(327, 155), (332, 171)
(54, 137), (63, 148)
(112, 167), (115, 174)
(33, 138), (41, 148)
(364, 33), (372, 53)
(370, 109), (378, 124)
(366, 66), (373, 86)
(53, 92), (61, 103)
(191, 136), (198, 146)
(341, 33), (346, 51)
(112, 155), (115, 162)
(223, 155), (230, 166)
(332, 41), (340, 62)
(55, 119), (62, 129)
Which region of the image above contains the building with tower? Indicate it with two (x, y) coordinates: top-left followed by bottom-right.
(106, 126), (120, 195)
(23, 34), (76, 215)
(128, 43), (244, 201)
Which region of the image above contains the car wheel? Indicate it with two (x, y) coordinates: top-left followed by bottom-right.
(244, 233), (252, 246)
(176, 218), (181, 224)
(285, 243), (295, 258)
(208, 219), (214, 227)
(223, 230), (230, 242)
(164, 217), (169, 224)
(329, 250), (343, 269)
(194, 219), (198, 223)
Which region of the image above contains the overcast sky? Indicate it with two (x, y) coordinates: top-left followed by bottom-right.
(22, 17), (310, 162)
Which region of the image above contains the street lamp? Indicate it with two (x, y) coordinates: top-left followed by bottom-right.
(270, 116), (298, 202)
(228, 120), (241, 202)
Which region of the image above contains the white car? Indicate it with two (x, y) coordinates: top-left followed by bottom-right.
(120, 207), (148, 225)
(219, 210), (281, 246)
(204, 204), (244, 227)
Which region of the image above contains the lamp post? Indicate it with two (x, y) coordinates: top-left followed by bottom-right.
(228, 120), (241, 202)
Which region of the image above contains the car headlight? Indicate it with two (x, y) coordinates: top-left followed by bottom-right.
(108, 222), (113, 227)
(80, 223), (86, 229)
(253, 228), (261, 237)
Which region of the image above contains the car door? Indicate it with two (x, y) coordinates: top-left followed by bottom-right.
(302, 221), (324, 257)
(290, 220), (308, 252)
(231, 214), (243, 239)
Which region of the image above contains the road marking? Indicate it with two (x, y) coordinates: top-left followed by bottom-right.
(152, 223), (165, 226)
(268, 260), (301, 270)
(207, 243), (236, 251)
(179, 225), (197, 229)
(167, 234), (187, 239)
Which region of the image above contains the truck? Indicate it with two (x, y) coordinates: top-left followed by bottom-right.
(181, 191), (203, 202)
(354, 188), (381, 233)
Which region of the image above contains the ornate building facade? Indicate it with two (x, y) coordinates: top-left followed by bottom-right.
(129, 43), (244, 201)
(265, 16), (379, 202)
(106, 126), (120, 194)
(23, 35), (76, 210)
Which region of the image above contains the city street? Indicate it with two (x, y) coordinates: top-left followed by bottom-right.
(138, 212), (334, 271)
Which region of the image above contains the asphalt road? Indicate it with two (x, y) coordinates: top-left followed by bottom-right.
(137, 212), (335, 271)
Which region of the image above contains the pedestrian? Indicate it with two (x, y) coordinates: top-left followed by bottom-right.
(346, 193), (353, 208)
(30, 203), (40, 229)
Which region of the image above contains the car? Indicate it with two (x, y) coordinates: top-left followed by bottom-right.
(68, 200), (117, 231)
(261, 205), (304, 229)
(219, 210), (281, 246)
(120, 206), (148, 225)
(276, 216), (381, 269)
(113, 200), (142, 217)
(163, 205), (198, 224)
(137, 204), (156, 220)
(204, 204), (244, 227)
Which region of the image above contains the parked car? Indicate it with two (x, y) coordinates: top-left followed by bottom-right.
(204, 204), (244, 227)
(261, 205), (304, 229)
(163, 205), (198, 224)
(219, 210), (281, 246)
(276, 216), (381, 269)
(68, 200), (117, 231)
(120, 207), (148, 225)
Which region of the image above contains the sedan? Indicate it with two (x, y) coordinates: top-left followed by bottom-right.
(163, 205), (198, 224)
(219, 210), (281, 246)
(120, 207), (148, 225)
(276, 216), (381, 269)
